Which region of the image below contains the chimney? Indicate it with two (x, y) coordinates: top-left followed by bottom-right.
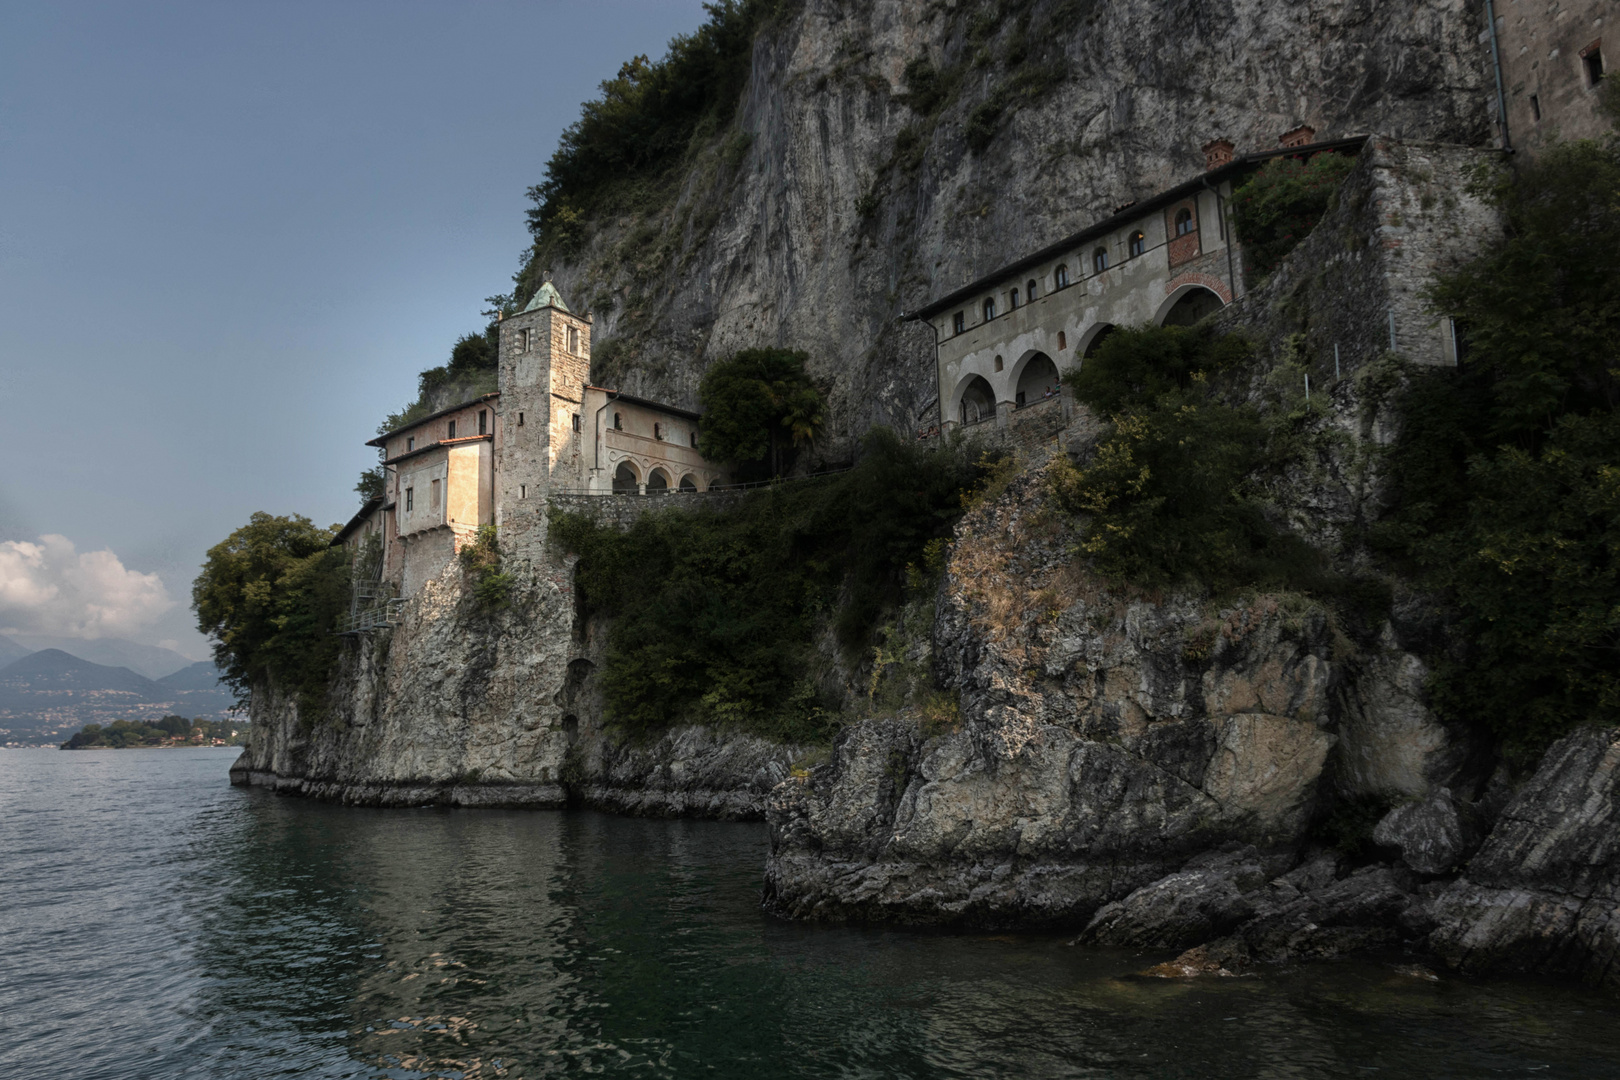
(1201, 138), (1235, 170)
(1279, 124), (1316, 148)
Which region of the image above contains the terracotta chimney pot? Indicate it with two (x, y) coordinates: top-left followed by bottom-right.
(1279, 124), (1317, 148)
(1201, 138), (1236, 170)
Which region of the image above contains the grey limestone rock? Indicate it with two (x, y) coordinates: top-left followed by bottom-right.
(1428, 726), (1620, 989)
(764, 462), (1345, 927)
(1372, 787), (1479, 876)
(232, 554), (806, 819)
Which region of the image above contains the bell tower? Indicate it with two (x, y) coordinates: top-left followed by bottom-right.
(495, 272), (592, 553)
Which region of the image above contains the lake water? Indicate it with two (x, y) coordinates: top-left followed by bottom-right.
(3, 748), (1618, 1079)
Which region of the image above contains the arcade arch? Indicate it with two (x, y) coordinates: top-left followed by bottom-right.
(1158, 284), (1225, 327)
(1079, 323), (1117, 360)
(612, 461), (640, 493)
(954, 374), (997, 426)
(1011, 351), (1060, 406)
(646, 468), (671, 493)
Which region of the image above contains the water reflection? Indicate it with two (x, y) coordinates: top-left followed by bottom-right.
(5, 750), (1620, 1080)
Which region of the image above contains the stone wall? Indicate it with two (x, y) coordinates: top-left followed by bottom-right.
(1216, 138), (1503, 377)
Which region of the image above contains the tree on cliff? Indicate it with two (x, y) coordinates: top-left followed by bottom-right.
(192, 513), (349, 720)
(698, 348), (826, 479)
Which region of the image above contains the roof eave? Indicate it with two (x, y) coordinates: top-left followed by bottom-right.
(365, 392), (501, 447)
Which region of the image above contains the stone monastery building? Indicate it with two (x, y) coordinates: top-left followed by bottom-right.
(338, 0), (1609, 601)
(339, 278), (730, 598)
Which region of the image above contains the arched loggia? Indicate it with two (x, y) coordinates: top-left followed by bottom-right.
(1012, 352), (1060, 406)
(955, 374), (997, 426)
(1158, 284), (1225, 327)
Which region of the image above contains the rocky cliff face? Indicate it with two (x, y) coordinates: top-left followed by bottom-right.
(230, 548), (807, 820)
(553, 0), (1491, 457)
(762, 448), (1620, 989)
(764, 452), (1462, 926)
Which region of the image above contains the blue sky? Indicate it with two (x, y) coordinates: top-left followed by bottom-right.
(0, 0), (708, 656)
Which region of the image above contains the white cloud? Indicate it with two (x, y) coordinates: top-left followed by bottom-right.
(0, 535), (174, 639)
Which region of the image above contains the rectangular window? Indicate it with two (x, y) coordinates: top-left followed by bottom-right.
(517, 412), (524, 426)
(518, 327), (530, 353)
(447, 420), (456, 439)
(690, 431), (698, 448)
(573, 414), (581, 433)
(1529, 94), (1541, 122)
(479, 409), (488, 435)
(952, 312), (965, 334)
(430, 479), (441, 511)
(1583, 42), (1604, 86)
(520, 483), (527, 499)
(405, 487), (414, 511)
(567, 325), (580, 353)
(406, 436), (415, 452)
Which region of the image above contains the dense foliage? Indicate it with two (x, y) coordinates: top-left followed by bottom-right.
(192, 513), (349, 720)
(62, 716), (246, 749)
(458, 525), (513, 613)
(1051, 324), (1330, 594)
(697, 348), (826, 478)
(549, 429), (985, 741)
(1375, 138), (1620, 763)
(525, 0), (793, 252)
(1232, 150), (1357, 280)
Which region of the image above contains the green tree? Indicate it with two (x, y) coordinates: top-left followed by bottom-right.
(1377, 137), (1620, 763)
(192, 512), (349, 720)
(1231, 150), (1357, 280)
(354, 465), (386, 502)
(697, 347), (825, 478)
(1052, 323), (1327, 592)
(550, 429), (983, 740)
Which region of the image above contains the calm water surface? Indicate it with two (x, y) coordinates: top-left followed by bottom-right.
(3, 748), (1619, 1079)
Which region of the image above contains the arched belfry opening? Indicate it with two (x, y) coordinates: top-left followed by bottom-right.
(1160, 286), (1224, 327)
(1015, 352), (1060, 406)
(957, 375), (996, 425)
(612, 462), (639, 494)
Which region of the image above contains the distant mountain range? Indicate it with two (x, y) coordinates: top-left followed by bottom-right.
(0, 649), (238, 747)
(0, 635), (200, 680)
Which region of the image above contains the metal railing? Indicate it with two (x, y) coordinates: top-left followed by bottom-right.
(337, 596), (407, 635)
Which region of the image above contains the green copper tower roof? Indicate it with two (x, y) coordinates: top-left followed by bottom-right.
(523, 273), (570, 314)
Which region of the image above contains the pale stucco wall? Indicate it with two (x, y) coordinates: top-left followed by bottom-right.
(931, 184), (1238, 432)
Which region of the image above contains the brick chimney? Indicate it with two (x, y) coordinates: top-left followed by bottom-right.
(1201, 138), (1235, 170)
(1279, 124), (1317, 148)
